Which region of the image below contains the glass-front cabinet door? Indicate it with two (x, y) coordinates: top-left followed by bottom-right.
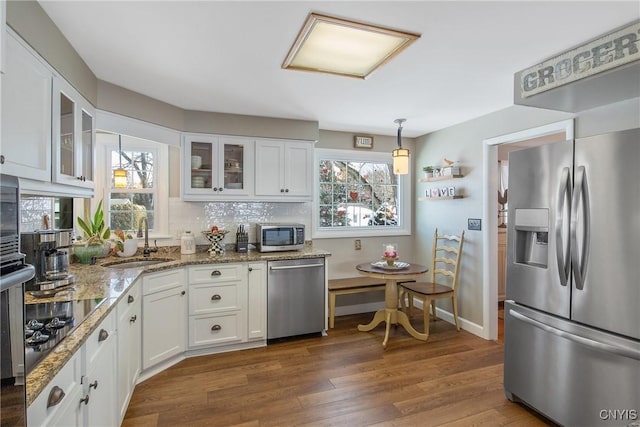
(183, 134), (253, 200)
(52, 77), (95, 193)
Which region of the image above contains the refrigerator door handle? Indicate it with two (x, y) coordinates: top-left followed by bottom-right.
(509, 308), (640, 361)
(555, 167), (571, 286)
(570, 166), (591, 290)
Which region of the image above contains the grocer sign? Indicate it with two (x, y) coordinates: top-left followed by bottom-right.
(520, 21), (640, 98)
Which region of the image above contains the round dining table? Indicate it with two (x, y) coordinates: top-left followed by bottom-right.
(356, 262), (429, 348)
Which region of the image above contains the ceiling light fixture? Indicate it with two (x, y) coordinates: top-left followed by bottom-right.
(282, 12), (420, 79)
(392, 118), (409, 175)
(113, 135), (127, 188)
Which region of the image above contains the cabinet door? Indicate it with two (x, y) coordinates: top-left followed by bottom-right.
(52, 77), (95, 190)
(27, 351), (83, 427)
(284, 142), (313, 197)
(84, 322), (117, 427)
(254, 140), (284, 196)
(117, 283), (141, 422)
(247, 262), (267, 340)
(220, 137), (253, 195)
(142, 284), (186, 370)
(1, 32), (52, 181)
(184, 134), (218, 195)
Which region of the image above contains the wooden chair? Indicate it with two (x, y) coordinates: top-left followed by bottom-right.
(399, 229), (465, 340)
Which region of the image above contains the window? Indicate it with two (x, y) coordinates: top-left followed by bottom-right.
(314, 149), (411, 238)
(96, 132), (170, 237)
(109, 147), (156, 231)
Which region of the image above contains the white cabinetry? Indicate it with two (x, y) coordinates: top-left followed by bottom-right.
(254, 140), (313, 200)
(52, 77), (95, 192)
(142, 269), (186, 370)
(188, 264), (247, 347)
(82, 311), (117, 427)
(247, 262), (267, 341)
(117, 281), (141, 423)
(1, 30), (52, 181)
(182, 134), (254, 200)
(27, 310), (117, 427)
(27, 351), (83, 427)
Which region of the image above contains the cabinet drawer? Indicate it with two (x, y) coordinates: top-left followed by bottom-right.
(85, 310), (116, 367)
(27, 351), (82, 427)
(189, 264), (243, 284)
(189, 282), (241, 315)
(189, 313), (244, 347)
(143, 269), (184, 296)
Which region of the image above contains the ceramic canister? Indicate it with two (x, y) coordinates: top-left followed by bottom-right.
(181, 231), (196, 254)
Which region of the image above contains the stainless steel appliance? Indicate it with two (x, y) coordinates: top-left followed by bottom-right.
(1, 174), (36, 427)
(256, 223), (305, 252)
(267, 258), (325, 340)
(504, 128), (640, 426)
(20, 229), (75, 292)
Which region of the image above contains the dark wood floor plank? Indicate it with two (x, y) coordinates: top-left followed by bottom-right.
(124, 311), (548, 427)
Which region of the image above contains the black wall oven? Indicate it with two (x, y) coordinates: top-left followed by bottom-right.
(1, 174), (35, 426)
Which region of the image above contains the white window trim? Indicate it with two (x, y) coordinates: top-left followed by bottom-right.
(95, 136), (170, 239)
(313, 148), (411, 239)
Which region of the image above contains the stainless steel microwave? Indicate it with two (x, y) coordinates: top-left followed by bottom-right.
(256, 223), (305, 252)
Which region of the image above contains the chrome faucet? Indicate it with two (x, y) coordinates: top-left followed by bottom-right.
(137, 217), (158, 257)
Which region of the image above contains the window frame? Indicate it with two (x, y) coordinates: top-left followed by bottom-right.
(97, 136), (170, 239)
(313, 148), (412, 239)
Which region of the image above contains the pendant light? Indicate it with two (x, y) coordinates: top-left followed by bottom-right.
(113, 135), (127, 188)
(392, 118), (409, 175)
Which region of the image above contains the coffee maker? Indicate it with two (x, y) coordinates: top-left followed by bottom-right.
(20, 229), (75, 292)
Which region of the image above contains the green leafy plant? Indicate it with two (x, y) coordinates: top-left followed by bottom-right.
(423, 166), (434, 173)
(77, 200), (111, 245)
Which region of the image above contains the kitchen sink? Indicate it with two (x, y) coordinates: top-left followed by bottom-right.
(103, 258), (174, 269)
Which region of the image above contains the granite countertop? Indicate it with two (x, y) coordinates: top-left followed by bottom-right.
(26, 244), (331, 406)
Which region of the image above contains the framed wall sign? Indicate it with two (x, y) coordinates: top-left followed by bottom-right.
(354, 135), (374, 149)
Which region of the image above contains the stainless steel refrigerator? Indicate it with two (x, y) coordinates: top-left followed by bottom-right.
(504, 128), (640, 426)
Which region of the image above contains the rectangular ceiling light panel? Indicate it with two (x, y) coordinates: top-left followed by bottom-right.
(283, 13), (421, 79)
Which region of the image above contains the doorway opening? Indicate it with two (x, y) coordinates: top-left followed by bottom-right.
(482, 119), (574, 340)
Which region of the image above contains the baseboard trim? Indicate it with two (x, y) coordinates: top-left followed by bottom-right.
(409, 299), (485, 338)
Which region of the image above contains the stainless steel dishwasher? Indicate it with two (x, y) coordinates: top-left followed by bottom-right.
(267, 257), (325, 340)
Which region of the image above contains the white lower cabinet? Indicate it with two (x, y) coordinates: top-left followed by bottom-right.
(27, 310), (117, 427)
(27, 351), (83, 427)
(116, 281), (141, 423)
(142, 269), (186, 370)
(247, 262), (267, 341)
(82, 311), (117, 427)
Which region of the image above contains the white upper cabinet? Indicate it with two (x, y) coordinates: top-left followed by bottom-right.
(1, 31), (52, 181)
(254, 139), (313, 200)
(182, 134), (254, 200)
(52, 76), (95, 190)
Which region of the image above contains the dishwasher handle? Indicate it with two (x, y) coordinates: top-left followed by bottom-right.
(269, 263), (323, 271)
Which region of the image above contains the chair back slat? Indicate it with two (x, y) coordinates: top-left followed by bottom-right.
(430, 228), (465, 290)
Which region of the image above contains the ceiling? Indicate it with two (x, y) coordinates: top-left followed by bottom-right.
(38, 1), (639, 138)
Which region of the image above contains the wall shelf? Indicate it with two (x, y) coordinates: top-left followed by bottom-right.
(419, 174), (463, 183)
(419, 195), (464, 201)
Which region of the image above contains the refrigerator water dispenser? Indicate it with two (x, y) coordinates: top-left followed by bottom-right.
(514, 208), (548, 268)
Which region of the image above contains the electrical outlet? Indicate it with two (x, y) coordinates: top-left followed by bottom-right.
(354, 239), (362, 250)
(468, 218), (482, 231)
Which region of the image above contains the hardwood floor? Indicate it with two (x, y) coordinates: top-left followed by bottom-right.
(123, 312), (550, 426)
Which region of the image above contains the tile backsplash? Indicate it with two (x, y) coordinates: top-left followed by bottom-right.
(168, 198), (312, 245)
(19, 196), (311, 246)
(20, 197), (54, 232)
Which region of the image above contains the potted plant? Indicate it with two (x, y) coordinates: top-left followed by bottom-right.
(74, 200), (112, 263)
(113, 229), (138, 257)
(423, 166), (434, 178)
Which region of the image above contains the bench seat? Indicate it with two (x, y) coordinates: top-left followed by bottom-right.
(328, 277), (385, 328)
